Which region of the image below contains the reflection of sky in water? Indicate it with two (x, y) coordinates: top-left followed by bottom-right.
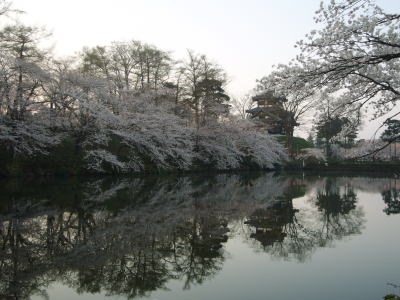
(7, 175), (400, 300)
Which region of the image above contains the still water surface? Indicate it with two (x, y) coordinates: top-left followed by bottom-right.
(1, 172), (400, 300)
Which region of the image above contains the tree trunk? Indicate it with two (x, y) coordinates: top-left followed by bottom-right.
(285, 126), (294, 156)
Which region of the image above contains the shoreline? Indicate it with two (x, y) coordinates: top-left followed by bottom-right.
(1, 161), (399, 179)
(283, 161), (400, 175)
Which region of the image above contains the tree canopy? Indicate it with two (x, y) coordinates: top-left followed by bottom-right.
(258, 0), (400, 157)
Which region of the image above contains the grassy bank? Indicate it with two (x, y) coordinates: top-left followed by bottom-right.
(284, 159), (400, 174)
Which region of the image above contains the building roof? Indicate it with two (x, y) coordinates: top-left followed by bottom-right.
(252, 91), (287, 102)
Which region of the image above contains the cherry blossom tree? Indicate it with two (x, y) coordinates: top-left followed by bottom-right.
(0, 2), (286, 172)
(0, 24), (61, 156)
(259, 0), (399, 159)
(301, 148), (326, 161)
(295, 0), (400, 122)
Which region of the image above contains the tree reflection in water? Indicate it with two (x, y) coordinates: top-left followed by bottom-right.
(244, 177), (365, 262)
(0, 174), (284, 299)
(0, 173), (396, 299)
(382, 179), (400, 215)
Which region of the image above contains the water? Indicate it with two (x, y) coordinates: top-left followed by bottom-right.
(1, 172), (399, 300)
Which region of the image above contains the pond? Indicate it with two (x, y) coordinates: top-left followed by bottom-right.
(1, 172), (400, 300)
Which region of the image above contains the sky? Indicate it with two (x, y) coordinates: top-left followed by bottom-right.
(9, 0), (400, 138)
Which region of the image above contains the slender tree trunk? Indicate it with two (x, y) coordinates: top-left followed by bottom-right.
(14, 69), (23, 120)
(326, 139), (331, 160)
(195, 98), (200, 129)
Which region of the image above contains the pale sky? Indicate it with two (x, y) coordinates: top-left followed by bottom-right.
(10, 0), (400, 138)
